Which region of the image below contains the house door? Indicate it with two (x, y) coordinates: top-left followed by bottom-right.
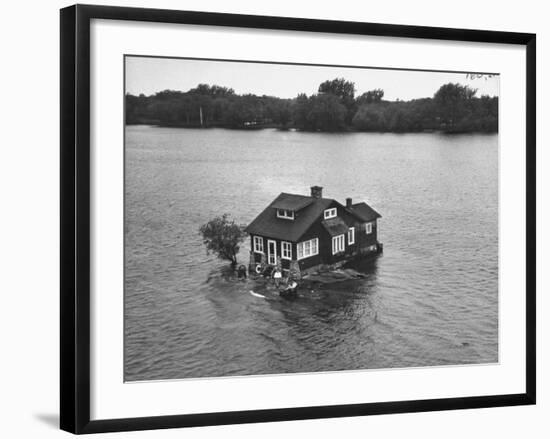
(267, 240), (277, 265)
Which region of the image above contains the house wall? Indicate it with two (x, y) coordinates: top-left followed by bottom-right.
(338, 207), (378, 250)
(296, 202), (379, 270)
(296, 221), (326, 271)
(298, 201), (351, 270)
(355, 219), (378, 249)
(249, 235), (293, 271)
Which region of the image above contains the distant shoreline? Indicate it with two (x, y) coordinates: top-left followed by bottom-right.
(126, 122), (498, 135)
(126, 80), (498, 134)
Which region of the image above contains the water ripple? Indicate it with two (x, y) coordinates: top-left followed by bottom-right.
(124, 127), (498, 381)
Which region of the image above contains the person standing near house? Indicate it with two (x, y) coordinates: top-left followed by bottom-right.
(272, 267), (282, 287)
(237, 264), (248, 280)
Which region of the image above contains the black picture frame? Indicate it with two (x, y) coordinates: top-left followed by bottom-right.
(60, 4), (536, 434)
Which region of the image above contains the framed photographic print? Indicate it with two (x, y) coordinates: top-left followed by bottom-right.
(60, 4), (536, 434)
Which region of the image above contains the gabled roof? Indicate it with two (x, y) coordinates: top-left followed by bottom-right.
(270, 193), (314, 211)
(245, 192), (381, 242)
(321, 217), (349, 237)
(245, 193), (333, 242)
(348, 202), (382, 222)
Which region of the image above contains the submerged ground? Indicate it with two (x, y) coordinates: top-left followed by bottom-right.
(124, 126), (498, 381)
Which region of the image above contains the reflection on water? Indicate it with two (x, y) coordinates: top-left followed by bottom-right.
(124, 126), (498, 381)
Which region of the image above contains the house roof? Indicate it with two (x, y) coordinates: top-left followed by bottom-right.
(321, 217), (349, 237)
(348, 202), (382, 222)
(270, 193), (314, 211)
(245, 192), (381, 242)
(245, 193), (333, 242)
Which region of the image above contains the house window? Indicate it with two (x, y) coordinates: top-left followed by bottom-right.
(348, 227), (355, 245)
(281, 241), (292, 260)
(267, 240), (277, 265)
(297, 238), (319, 260)
(365, 222), (373, 234)
(332, 234), (345, 254)
(324, 208), (337, 219)
(277, 209), (294, 220)
(253, 236), (264, 253)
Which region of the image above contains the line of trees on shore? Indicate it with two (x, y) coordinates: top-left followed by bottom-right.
(126, 78), (498, 133)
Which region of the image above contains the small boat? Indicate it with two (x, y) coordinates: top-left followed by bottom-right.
(249, 290), (266, 299)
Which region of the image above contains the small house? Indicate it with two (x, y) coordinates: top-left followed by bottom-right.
(245, 186), (382, 277)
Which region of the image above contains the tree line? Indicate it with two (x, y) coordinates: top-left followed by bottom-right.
(126, 78), (498, 133)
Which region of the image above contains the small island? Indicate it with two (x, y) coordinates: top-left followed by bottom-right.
(198, 185), (382, 294)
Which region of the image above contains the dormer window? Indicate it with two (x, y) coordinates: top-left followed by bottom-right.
(324, 208), (337, 219)
(277, 209), (295, 220)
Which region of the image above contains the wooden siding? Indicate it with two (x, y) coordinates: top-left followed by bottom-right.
(249, 235), (293, 270)
(297, 200), (378, 269)
(296, 220), (325, 270)
(355, 220), (378, 248)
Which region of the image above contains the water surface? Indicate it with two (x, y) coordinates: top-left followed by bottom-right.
(124, 126), (498, 381)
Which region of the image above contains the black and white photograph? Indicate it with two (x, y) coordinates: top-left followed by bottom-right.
(124, 56), (499, 382)
(0, 0), (543, 436)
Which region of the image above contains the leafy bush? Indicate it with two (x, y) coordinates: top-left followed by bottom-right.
(199, 214), (247, 266)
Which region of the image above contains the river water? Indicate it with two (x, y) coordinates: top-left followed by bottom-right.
(124, 126), (498, 381)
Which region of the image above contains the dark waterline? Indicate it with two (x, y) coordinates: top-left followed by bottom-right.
(124, 126), (498, 381)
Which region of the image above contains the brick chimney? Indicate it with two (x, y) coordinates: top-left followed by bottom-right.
(310, 186), (323, 199)
(346, 197), (353, 207)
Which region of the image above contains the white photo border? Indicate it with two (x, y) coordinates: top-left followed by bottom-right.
(90, 18), (527, 421)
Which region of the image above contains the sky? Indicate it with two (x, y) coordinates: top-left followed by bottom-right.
(125, 56), (499, 101)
